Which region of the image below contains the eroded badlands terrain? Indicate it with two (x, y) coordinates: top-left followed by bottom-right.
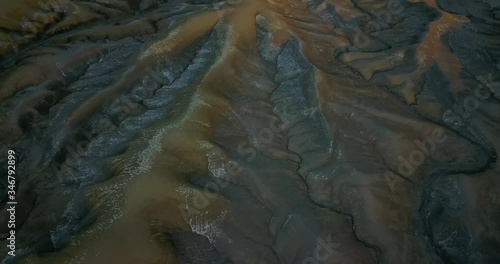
(0, 0), (499, 263)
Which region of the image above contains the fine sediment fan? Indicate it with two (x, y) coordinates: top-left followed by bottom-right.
(0, 0), (499, 263)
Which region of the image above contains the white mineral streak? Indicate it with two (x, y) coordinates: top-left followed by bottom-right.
(200, 141), (230, 180)
(189, 210), (228, 244)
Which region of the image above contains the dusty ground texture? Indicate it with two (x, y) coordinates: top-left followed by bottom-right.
(0, 0), (499, 263)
